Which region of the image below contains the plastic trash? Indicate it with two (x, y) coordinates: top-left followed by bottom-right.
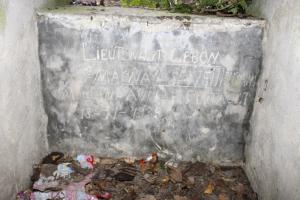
(31, 173), (98, 200)
(16, 190), (31, 200)
(76, 155), (95, 169)
(140, 153), (159, 174)
(33, 176), (60, 191)
(97, 192), (112, 199)
(145, 153), (158, 163)
(53, 163), (74, 179)
(30, 191), (98, 200)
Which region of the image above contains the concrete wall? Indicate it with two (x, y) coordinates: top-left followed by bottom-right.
(245, 0), (300, 199)
(0, 0), (48, 199)
(38, 7), (263, 164)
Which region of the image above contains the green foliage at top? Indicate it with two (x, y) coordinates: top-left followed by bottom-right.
(198, 0), (249, 15)
(159, 0), (171, 10)
(44, 0), (70, 8)
(199, 0), (219, 7)
(120, 0), (250, 16)
(47, 0), (251, 17)
(121, 0), (168, 9)
(172, 3), (193, 13)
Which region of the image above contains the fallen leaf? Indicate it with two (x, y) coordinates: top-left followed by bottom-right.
(167, 166), (182, 183)
(161, 176), (170, 184)
(143, 173), (157, 184)
(150, 152), (158, 164)
(209, 165), (216, 174)
(99, 158), (118, 165)
(174, 195), (188, 200)
(218, 193), (230, 200)
(140, 159), (147, 174)
(140, 194), (156, 200)
(114, 172), (135, 181)
(41, 152), (64, 164)
(123, 157), (136, 165)
(187, 176), (195, 186)
(231, 183), (245, 200)
(204, 181), (215, 195)
(222, 177), (235, 182)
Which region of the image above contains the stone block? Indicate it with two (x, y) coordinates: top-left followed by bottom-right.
(38, 7), (264, 163)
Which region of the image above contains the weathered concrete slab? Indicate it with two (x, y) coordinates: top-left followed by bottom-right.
(38, 7), (264, 163)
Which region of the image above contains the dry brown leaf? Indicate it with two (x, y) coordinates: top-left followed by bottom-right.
(123, 157), (136, 165)
(231, 183), (245, 200)
(174, 195), (188, 200)
(140, 195), (156, 200)
(204, 181), (215, 195)
(161, 176), (170, 184)
(186, 176), (195, 187)
(99, 157), (117, 165)
(168, 166), (183, 183)
(222, 177), (235, 182)
(219, 193), (230, 200)
(231, 183), (245, 193)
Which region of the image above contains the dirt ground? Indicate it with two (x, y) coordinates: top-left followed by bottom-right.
(17, 152), (257, 200)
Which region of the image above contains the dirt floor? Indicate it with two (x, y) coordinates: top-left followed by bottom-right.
(17, 152), (257, 200)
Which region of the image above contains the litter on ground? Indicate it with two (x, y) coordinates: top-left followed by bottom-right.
(17, 152), (257, 200)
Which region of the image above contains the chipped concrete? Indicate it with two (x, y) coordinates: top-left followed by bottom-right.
(38, 7), (264, 164)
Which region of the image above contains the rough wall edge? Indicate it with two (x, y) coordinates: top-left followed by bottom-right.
(36, 7), (266, 26)
(36, 11), (265, 37)
(244, 12), (268, 199)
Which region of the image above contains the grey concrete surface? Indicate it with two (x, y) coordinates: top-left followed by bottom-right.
(38, 7), (264, 164)
(0, 0), (48, 199)
(245, 0), (300, 200)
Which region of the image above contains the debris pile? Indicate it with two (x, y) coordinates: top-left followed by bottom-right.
(17, 152), (257, 200)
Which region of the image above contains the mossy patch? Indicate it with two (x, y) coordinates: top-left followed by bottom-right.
(44, 0), (71, 9)
(199, 0), (219, 7)
(121, 0), (170, 10)
(171, 4), (193, 13)
(121, 0), (157, 9)
(0, 3), (6, 31)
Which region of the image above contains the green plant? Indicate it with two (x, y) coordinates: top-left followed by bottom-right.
(199, 0), (219, 7)
(198, 0), (249, 15)
(48, 0), (71, 6)
(227, 0), (248, 15)
(172, 3), (193, 13)
(159, 0), (171, 10)
(121, 0), (158, 9)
